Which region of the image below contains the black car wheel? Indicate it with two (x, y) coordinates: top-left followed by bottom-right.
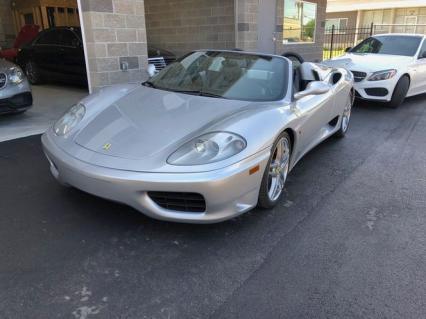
(25, 61), (42, 85)
(387, 75), (410, 108)
(282, 52), (305, 69)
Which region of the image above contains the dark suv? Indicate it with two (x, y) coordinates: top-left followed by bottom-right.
(16, 27), (87, 86)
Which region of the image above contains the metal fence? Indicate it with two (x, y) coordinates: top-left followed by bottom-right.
(323, 23), (426, 60)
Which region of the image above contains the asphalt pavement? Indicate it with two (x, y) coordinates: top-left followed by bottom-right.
(0, 96), (425, 319)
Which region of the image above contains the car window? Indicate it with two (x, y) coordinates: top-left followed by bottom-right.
(148, 51), (289, 102)
(350, 36), (422, 56)
(36, 31), (62, 45)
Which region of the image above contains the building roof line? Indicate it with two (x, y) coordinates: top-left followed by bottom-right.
(327, 0), (426, 13)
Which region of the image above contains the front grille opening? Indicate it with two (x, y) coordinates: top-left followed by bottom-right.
(350, 70), (367, 82)
(365, 88), (388, 97)
(148, 191), (206, 213)
(148, 57), (166, 71)
(148, 57), (176, 72)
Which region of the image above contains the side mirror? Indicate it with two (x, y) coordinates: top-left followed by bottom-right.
(147, 64), (156, 77)
(294, 81), (331, 100)
(345, 47), (352, 52)
(419, 51), (426, 59)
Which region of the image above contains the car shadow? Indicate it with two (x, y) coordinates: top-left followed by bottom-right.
(354, 91), (426, 111)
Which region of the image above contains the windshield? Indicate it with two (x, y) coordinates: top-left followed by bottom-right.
(146, 51), (289, 101)
(350, 36), (422, 56)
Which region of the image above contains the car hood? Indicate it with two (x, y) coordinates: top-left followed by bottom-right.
(323, 53), (413, 72)
(74, 86), (254, 161)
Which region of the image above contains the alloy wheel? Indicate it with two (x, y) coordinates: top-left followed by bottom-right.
(341, 91), (353, 132)
(267, 137), (290, 201)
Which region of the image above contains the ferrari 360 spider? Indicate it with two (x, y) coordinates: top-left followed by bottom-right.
(42, 50), (354, 223)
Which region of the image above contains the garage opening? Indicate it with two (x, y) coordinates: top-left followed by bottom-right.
(0, 0), (89, 141)
(144, 0), (236, 73)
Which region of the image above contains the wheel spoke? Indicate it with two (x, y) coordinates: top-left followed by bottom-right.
(267, 137), (290, 202)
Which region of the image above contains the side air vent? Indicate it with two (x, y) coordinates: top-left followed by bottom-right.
(148, 192), (206, 213)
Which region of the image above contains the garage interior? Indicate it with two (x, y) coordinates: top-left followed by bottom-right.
(1, 0), (87, 141)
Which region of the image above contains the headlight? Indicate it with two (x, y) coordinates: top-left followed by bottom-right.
(368, 69), (397, 81)
(53, 103), (86, 136)
(168, 132), (247, 165)
(8, 67), (24, 84)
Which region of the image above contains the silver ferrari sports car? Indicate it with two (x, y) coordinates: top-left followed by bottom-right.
(42, 50), (354, 223)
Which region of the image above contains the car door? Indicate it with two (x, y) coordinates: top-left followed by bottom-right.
(57, 29), (86, 84)
(412, 38), (426, 95)
(327, 69), (351, 119)
(291, 80), (334, 160)
(32, 30), (62, 77)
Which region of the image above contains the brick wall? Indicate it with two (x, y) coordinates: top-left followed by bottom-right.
(145, 0), (235, 57)
(0, 0), (16, 50)
(276, 0), (327, 62)
(235, 0), (258, 51)
(80, 0), (148, 92)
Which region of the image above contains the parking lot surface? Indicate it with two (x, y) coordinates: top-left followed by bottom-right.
(0, 96), (425, 319)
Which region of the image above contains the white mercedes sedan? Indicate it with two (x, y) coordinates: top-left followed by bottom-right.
(324, 34), (426, 108)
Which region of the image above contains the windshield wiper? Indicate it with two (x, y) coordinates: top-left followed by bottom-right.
(171, 90), (224, 98)
(142, 80), (156, 88)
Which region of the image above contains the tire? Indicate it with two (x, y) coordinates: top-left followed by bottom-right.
(335, 89), (354, 138)
(25, 60), (42, 85)
(387, 75), (409, 108)
(282, 52), (305, 65)
(258, 132), (292, 209)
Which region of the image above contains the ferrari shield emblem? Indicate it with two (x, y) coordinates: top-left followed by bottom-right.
(102, 143), (112, 151)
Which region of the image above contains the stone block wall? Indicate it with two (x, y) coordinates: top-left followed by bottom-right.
(80, 0), (148, 91)
(0, 0), (16, 50)
(145, 0), (235, 57)
(235, 0), (258, 51)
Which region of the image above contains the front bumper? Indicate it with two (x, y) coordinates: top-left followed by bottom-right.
(353, 77), (398, 102)
(41, 133), (270, 223)
(0, 91), (33, 114)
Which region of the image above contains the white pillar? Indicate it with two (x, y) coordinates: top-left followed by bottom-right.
(354, 10), (362, 45)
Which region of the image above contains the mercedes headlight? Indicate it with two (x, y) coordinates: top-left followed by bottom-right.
(8, 67), (24, 84)
(54, 103), (86, 136)
(168, 132), (247, 165)
(368, 69), (397, 81)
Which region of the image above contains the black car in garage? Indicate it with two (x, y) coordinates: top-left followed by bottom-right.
(16, 27), (87, 85)
(16, 26), (177, 87)
(16, 27), (87, 86)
